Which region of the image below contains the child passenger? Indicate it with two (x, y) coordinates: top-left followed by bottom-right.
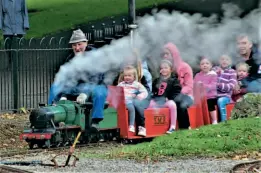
(212, 55), (237, 122)
(194, 57), (218, 124)
(161, 43), (194, 129)
(117, 66), (148, 135)
(232, 62), (249, 102)
(149, 60), (182, 134)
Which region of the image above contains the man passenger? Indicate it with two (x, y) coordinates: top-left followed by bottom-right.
(236, 35), (261, 92)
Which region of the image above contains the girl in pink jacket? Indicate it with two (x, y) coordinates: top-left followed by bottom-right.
(194, 57), (218, 124)
(161, 42), (194, 129)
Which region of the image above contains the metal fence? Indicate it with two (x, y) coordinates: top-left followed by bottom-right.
(0, 18), (129, 112)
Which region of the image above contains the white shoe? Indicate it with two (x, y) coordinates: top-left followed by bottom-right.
(166, 128), (175, 134)
(212, 121), (218, 125)
(129, 125), (135, 133)
(137, 126), (146, 137)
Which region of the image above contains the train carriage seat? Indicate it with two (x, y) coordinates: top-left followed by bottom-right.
(215, 103), (235, 122)
(106, 83), (208, 139)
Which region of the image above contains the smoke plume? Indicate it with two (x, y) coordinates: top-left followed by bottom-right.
(54, 3), (260, 92)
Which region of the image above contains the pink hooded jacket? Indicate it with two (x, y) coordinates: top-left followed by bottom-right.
(163, 43), (194, 98)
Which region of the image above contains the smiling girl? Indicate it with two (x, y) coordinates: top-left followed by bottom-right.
(149, 60), (182, 134)
(194, 57), (218, 124)
(212, 55), (237, 122)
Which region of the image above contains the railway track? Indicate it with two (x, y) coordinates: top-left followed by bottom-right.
(0, 165), (33, 173)
(0, 141), (120, 158)
(230, 161), (261, 173)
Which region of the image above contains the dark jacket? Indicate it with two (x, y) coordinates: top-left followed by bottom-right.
(53, 46), (106, 101)
(245, 48), (261, 81)
(233, 44), (261, 82)
(64, 45), (96, 63)
(55, 45), (96, 74)
(152, 74), (182, 101)
(0, 0), (29, 35)
(71, 46), (105, 86)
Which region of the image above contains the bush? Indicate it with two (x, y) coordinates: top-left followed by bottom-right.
(231, 93), (261, 119)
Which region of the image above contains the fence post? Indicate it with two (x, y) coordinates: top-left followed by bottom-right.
(112, 21), (116, 37)
(11, 38), (19, 110)
(121, 18), (127, 34)
(91, 25), (95, 42)
(102, 23), (106, 40)
(128, 0), (136, 25)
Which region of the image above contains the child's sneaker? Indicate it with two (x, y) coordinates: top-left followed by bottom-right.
(137, 126), (146, 137)
(166, 128), (175, 134)
(129, 125), (135, 133)
(212, 121), (218, 125)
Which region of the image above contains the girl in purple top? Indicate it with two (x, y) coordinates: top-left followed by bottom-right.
(212, 55), (237, 122)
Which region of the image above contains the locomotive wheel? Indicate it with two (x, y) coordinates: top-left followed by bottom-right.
(91, 132), (101, 143)
(44, 140), (51, 148)
(37, 143), (44, 149)
(28, 142), (35, 149)
(82, 134), (91, 144)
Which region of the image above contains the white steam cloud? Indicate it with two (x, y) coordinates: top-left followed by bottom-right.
(54, 3), (260, 91)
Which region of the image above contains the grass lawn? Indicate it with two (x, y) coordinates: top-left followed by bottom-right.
(23, 0), (175, 38)
(91, 117), (261, 161)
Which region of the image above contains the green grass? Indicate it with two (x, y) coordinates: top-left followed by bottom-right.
(24, 0), (176, 38)
(99, 108), (117, 128)
(101, 117), (261, 161)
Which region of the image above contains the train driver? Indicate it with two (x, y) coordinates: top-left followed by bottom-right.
(48, 29), (108, 129)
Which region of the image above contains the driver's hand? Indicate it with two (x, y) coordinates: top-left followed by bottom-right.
(76, 93), (88, 104)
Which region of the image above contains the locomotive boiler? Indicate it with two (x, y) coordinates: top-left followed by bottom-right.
(20, 100), (92, 149)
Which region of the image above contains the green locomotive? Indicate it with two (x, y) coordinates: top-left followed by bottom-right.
(20, 100), (114, 149)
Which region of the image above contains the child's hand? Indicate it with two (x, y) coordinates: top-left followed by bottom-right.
(131, 94), (137, 98)
(237, 97), (243, 102)
(233, 89), (239, 95)
(136, 95), (144, 100)
(233, 85), (241, 94)
(217, 83), (222, 88)
(234, 84), (240, 91)
(216, 67), (223, 75)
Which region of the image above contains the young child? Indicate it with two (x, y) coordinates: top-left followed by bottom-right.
(232, 62), (249, 102)
(117, 66), (148, 135)
(149, 60), (182, 134)
(212, 55), (237, 122)
(194, 57), (218, 124)
(161, 43), (194, 129)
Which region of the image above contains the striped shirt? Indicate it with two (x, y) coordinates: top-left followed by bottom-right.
(117, 81), (148, 104)
(212, 66), (237, 98)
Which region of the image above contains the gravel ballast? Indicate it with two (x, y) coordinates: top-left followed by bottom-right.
(1, 152), (251, 173)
